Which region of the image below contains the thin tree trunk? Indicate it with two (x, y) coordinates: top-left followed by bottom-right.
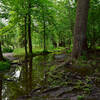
(68, 0), (74, 34)
(28, 0), (32, 55)
(24, 15), (28, 57)
(0, 42), (3, 61)
(43, 10), (46, 52)
(72, 0), (90, 58)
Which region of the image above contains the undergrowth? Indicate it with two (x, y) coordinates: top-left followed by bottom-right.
(0, 61), (10, 71)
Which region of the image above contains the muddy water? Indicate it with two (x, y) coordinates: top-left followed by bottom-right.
(0, 53), (100, 100)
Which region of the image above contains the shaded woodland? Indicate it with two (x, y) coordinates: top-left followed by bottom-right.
(0, 0), (100, 100)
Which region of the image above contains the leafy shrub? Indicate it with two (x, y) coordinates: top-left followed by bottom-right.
(66, 49), (72, 54)
(3, 47), (13, 53)
(0, 61), (10, 71)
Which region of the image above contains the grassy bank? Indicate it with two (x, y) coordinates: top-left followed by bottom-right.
(13, 47), (65, 57)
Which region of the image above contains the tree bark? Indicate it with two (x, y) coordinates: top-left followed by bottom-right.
(24, 15), (28, 57)
(72, 0), (90, 58)
(28, 0), (32, 55)
(0, 42), (3, 61)
(42, 9), (46, 52)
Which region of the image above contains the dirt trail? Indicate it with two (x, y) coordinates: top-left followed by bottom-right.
(3, 53), (17, 61)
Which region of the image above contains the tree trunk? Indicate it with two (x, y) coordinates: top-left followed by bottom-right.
(28, 0), (32, 55)
(24, 15), (28, 57)
(72, 0), (90, 58)
(0, 42), (3, 61)
(43, 9), (46, 52)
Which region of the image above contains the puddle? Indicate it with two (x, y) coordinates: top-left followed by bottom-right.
(0, 53), (100, 100)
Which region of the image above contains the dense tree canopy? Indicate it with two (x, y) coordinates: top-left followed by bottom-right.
(0, 0), (100, 57)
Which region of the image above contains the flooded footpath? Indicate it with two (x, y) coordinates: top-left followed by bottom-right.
(0, 52), (100, 100)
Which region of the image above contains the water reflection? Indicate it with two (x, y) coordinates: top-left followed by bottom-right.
(1, 53), (100, 100)
(0, 76), (2, 100)
(2, 54), (54, 100)
(24, 57), (33, 94)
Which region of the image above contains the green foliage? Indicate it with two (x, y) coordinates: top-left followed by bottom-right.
(0, 61), (10, 71)
(0, 0), (76, 52)
(77, 95), (85, 100)
(0, 0), (99, 57)
(87, 0), (100, 49)
(50, 47), (65, 52)
(2, 47), (13, 53)
(66, 48), (72, 54)
(79, 55), (87, 61)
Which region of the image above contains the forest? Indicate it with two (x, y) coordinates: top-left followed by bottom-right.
(0, 0), (100, 100)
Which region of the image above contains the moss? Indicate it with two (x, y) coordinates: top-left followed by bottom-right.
(0, 61), (10, 71)
(77, 95), (85, 100)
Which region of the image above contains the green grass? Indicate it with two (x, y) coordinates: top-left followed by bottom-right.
(0, 61), (10, 71)
(49, 47), (66, 54)
(13, 48), (44, 56)
(13, 47), (66, 56)
(50, 47), (65, 52)
(13, 48), (26, 56)
(96, 46), (100, 49)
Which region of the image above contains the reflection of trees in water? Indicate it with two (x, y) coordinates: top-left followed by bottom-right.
(43, 55), (49, 87)
(29, 57), (32, 92)
(24, 57), (33, 94)
(1, 57), (33, 100)
(14, 57), (33, 96)
(2, 54), (54, 99)
(24, 57), (29, 95)
(0, 79), (2, 100)
(32, 54), (54, 88)
(0, 74), (3, 100)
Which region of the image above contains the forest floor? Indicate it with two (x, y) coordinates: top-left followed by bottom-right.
(30, 50), (100, 100)
(16, 49), (100, 100)
(2, 49), (100, 100)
